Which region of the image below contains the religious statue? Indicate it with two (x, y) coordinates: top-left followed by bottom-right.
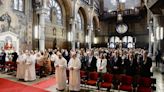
(53, 27), (56, 35)
(0, 24), (5, 32)
(0, 12), (11, 31)
(4, 36), (13, 50)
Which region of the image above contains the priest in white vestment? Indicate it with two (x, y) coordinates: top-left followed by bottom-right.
(30, 51), (36, 78)
(68, 52), (81, 91)
(51, 51), (58, 62)
(24, 52), (36, 81)
(50, 51), (57, 74)
(54, 52), (67, 91)
(16, 51), (25, 80)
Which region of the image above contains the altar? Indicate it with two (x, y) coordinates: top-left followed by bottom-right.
(0, 31), (19, 61)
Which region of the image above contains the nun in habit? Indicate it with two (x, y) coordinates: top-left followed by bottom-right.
(68, 52), (81, 91)
(54, 52), (67, 91)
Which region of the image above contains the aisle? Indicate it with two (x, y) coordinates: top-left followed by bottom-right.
(152, 63), (164, 92)
(0, 78), (48, 92)
(32, 77), (56, 89)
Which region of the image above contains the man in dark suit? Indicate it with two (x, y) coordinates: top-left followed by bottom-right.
(124, 52), (138, 76)
(86, 50), (97, 72)
(110, 50), (122, 89)
(110, 51), (122, 74)
(140, 51), (152, 77)
(155, 49), (162, 67)
(12, 50), (18, 67)
(1, 49), (6, 70)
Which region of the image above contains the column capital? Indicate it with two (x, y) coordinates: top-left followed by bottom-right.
(36, 8), (49, 15)
(87, 25), (93, 30)
(69, 17), (76, 25)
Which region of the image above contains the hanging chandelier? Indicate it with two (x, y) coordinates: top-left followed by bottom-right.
(117, 0), (126, 21)
(116, 0), (128, 34)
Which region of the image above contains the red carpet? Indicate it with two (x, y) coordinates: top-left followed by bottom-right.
(32, 77), (56, 89)
(0, 78), (49, 92)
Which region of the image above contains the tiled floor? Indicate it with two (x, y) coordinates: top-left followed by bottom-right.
(151, 64), (164, 92)
(0, 63), (164, 92)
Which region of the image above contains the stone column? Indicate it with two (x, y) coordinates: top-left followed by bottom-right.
(25, 0), (33, 50)
(36, 1), (48, 51)
(148, 22), (153, 54)
(153, 15), (159, 56)
(88, 6), (94, 49)
(88, 26), (92, 49)
(71, 19), (76, 50)
(70, 0), (77, 50)
(147, 10), (153, 54)
(43, 0), (47, 8)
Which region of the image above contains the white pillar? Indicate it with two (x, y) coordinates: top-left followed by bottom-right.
(153, 15), (159, 56)
(88, 6), (94, 49)
(70, 0), (77, 50)
(71, 20), (76, 50)
(88, 26), (92, 49)
(148, 24), (153, 53)
(39, 12), (45, 51)
(147, 15), (153, 55)
(43, 0), (47, 8)
(36, 6), (48, 51)
(147, 10), (153, 54)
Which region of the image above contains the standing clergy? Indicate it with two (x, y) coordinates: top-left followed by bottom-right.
(50, 51), (57, 74)
(16, 51), (25, 80)
(68, 52), (81, 92)
(36, 52), (45, 78)
(24, 51), (36, 81)
(54, 52), (67, 91)
(30, 51), (36, 78)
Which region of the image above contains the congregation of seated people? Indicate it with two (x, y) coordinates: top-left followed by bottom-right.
(0, 48), (156, 92)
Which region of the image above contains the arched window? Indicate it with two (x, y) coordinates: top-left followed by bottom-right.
(109, 36), (135, 48)
(13, 0), (24, 11)
(109, 36), (120, 48)
(48, 0), (62, 25)
(122, 36), (134, 48)
(76, 12), (82, 31)
(122, 36), (133, 43)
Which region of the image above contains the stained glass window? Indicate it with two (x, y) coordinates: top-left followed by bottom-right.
(76, 12), (82, 31)
(48, 0), (62, 25)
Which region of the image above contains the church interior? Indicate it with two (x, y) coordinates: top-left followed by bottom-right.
(0, 0), (164, 92)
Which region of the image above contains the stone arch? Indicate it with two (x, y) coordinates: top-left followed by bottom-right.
(56, 0), (72, 49)
(75, 7), (88, 47)
(58, 0), (71, 18)
(92, 15), (100, 46)
(93, 16), (100, 29)
(45, 0), (72, 49)
(56, 0), (72, 26)
(77, 7), (89, 32)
